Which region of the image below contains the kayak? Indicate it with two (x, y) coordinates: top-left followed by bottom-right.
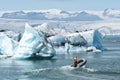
(71, 58), (87, 68)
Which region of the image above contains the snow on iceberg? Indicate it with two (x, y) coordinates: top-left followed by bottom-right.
(13, 23), (56, 59)
(0, 33), (17, 56)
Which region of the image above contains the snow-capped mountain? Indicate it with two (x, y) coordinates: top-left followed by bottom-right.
(1, 11), (47, 20)
(63, 11), (102, 21)
(103, 8), (120, 18)
(1, 9), (102, 21)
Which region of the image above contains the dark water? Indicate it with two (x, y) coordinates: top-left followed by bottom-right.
(0, 36), (120, 80)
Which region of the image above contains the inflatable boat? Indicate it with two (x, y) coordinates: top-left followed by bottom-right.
(71, 58), (87, 68)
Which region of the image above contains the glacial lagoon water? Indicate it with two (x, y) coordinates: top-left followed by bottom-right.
(0, 36), (120, 80)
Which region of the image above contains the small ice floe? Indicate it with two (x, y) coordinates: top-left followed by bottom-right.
(86, 46), (102, 53)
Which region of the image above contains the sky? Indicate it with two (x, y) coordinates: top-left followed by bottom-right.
(0, 0), (120, 11)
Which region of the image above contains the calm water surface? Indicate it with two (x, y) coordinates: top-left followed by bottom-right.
(0, 36), (120, 80)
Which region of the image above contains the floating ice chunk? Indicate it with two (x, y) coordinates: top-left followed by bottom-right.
(0, 33), (17, 56)
(79, 30), (105, 50)
(48, 35), (66, 46)
(48, 29), (105, 51)
(66, 33), (87, 46)
(38, 43), (56, 57)
(79, 30), (94, 46)
(14, 23), (56, 59)
(93, 30), (105, 50)
(4, 31), (21, 42)
(86, 46), (102, 52)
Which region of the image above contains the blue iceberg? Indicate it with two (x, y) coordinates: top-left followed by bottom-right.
(79, 30), (105, 50)
(13, 23), (56, 59)
(93, 30), (105, 50)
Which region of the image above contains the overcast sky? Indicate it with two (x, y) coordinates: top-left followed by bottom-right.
(0, 0), (119, 11)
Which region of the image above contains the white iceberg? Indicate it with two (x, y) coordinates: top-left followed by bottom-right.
(0, 33), (17, 56)
(48, 35), (66, 46)
(13, 23), (56, 59)
(4, 31), (21, 42)
(66, 33), (87, 46)
(79, 30), (94, 46)
(49, 29), (105, 52)
(86, 46), (102, 53)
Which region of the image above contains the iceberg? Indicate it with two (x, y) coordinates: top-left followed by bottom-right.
(86, 46), (102, 53)
(37, 43), (56, 58)
(48, 35), (66, 46)
(79, 30), (94, 46)
(79, 30), (105, 50)
(93, 30), (105, 50)
(4, 31), (21, 42)
(13, 23), (56, 59)
(48, 33), (87, 46)
(49, 29), (105, 52)
(66, 33), (87, 46)
(0, 33), (17, 56)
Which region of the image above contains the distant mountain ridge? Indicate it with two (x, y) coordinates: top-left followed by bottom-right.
(1, 9), (120, 21)
(1, 9), (102, 21)
(1, 11), (47, 20)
